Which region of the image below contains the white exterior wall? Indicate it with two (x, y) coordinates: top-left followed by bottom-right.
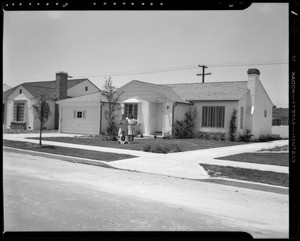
(174, 103), (192, 123)
(193, 101), (239, 139)
(251, 81), (273, 140)
(272, 126), (289, 138)
(148, 102), (156, 134)
(67, 80), (99, 97)
(163, 101), (173, 134)
(237, 91), (252, 137)
(43, 101), (56, 129)
(59, 101), (101, 135)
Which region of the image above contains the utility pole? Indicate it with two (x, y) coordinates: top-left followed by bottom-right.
(196, 65), (211, 83)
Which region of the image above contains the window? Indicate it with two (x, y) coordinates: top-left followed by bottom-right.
(124, 103), (138, 119)
(13, 102), (25, 122)
(240, 107), (244, 129)
(19, 89), (22, 94)
(282, 117), (289, 125)
(202, 106), (225, 128)
(272, 119), (281, 126)
(85, 86), (88, 91)
(73, 110), (85, 119)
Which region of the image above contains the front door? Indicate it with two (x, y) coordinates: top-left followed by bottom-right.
(155, 103), (163, 132)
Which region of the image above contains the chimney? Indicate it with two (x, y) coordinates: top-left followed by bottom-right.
(56, 71), (68, 100)
(247, 68), (260, 81)
(247, 68), (260, 115)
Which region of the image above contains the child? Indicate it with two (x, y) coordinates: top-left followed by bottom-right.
(118, 130), (129, 144)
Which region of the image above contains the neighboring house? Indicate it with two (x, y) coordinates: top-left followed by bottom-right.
(2, 72), (100, 130)
(57, 68), (274, 141)
(272, 107), (289, 138)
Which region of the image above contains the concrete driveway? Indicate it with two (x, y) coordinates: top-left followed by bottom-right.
(3, 133), (288, 181)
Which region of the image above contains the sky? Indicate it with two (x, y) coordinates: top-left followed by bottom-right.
(3, 3), (289, 107)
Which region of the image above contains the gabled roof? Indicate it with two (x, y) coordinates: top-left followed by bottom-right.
(272, 108), (289, 119)
(120, 80), (191, 104)
(3, 84), (12, 92)
(56, 91), (107, 103)
(164, 81), (249, 101)
(3, 79), (89, 101)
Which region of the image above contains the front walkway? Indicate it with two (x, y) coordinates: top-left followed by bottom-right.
(3, 133), (289, 180)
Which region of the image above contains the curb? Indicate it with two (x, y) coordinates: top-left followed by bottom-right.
(200, 178), (288, 195)
(3, 146), (115, 169)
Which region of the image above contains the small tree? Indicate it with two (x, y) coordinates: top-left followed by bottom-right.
(31, 94), (51, 146)
(101, 77), (123, 140)
(229, 108), (237, 141)
(173, 108), (197, 139)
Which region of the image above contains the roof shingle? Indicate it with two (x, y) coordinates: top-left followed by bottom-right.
(3, 79), (88, 100)
(164, 81), (249, 101)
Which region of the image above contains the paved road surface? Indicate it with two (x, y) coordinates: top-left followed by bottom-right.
(3, 151), (288, 238)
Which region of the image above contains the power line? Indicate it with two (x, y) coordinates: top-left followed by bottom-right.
(5, 60), (288, 84)
(207, 61), (288, 67)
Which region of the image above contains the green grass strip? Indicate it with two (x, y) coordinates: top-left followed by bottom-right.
(215, 153), (289, 167)
(200, 163), (289, 187)
(3, 139), (136, 162)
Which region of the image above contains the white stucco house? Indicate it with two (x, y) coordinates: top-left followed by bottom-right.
(2, 72), (100, 130)
(56, 68), (274, 141)
(117, 68), (274, 140)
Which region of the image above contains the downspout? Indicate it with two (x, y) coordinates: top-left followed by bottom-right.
(99, 101), (105, 135)
(172, 102), (178, 135)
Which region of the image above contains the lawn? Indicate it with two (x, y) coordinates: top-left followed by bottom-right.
(3, 128), (58, 134)
(3, 139), (136, 162)
(215, 153), (289, 167)
(200, 164), (289, 187)
(27, 136), (246, 152)
(260, 145), (289, 152)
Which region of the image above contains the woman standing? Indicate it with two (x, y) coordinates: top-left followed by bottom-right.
(127, 113), (137, 143)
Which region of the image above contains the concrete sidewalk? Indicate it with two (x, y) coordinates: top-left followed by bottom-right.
(3, 133), (289, 180)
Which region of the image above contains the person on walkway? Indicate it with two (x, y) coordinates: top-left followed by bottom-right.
(127, 113), (137, 143)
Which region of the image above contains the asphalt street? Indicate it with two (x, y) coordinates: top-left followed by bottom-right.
(3, 150), (288, 238)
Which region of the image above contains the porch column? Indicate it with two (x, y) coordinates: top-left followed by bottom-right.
(121, 103), (125, 115)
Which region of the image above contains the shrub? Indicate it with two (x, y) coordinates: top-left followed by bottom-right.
(238, 129), (253, 143)
(162, 131), (174, 139)
(173, 108), (197, 139)
(142, 142), (182, 154)
(143, 144), (152, 152)
(198, 131), (205, 139)
(132, 123), (142, 136)
(259, 135), (282, 142)
(229, 109), (237, 141)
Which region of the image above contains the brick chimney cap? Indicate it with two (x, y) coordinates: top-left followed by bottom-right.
(56, 71), (68, 75)
(247, 68), (260, 75)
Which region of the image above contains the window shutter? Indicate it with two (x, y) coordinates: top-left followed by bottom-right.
(13, 104), (17, 121)
(82, 110), (86, 119)
(73, 110), (76, 119)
